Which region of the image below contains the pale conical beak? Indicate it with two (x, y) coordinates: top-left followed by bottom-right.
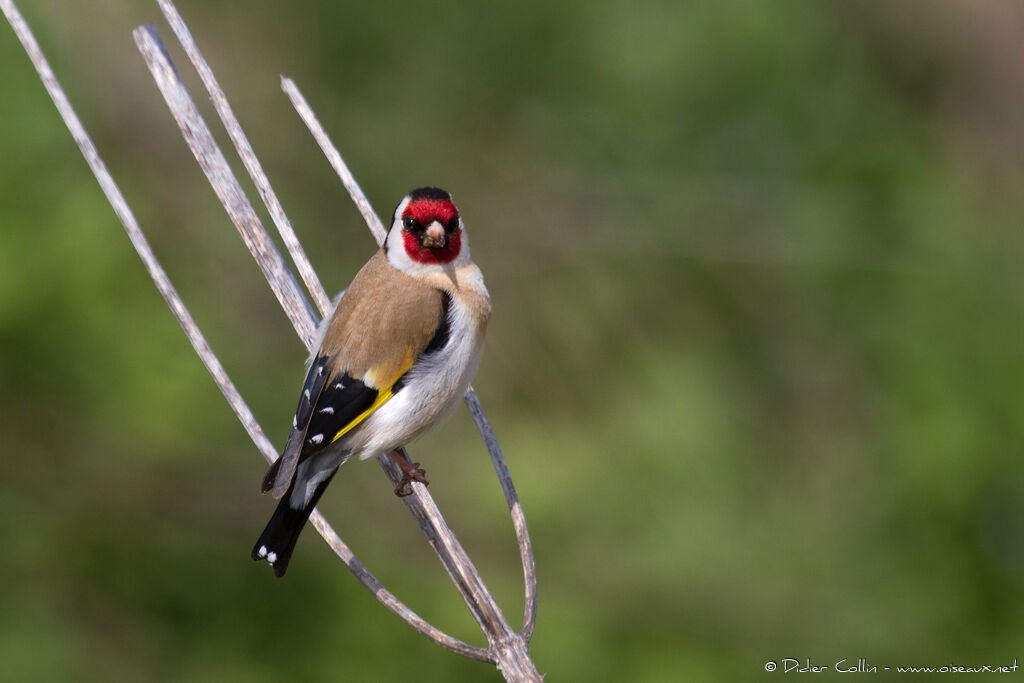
(422, 221), (447, 248)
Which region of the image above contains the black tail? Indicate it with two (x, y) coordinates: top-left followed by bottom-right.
(251, 469), (336, 578)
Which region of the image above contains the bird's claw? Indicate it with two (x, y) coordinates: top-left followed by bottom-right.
(394, 462), (429, 497)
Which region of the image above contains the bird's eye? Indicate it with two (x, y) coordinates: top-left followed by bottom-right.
(402, 216), (417, 231)
(446, 217), (460, 232)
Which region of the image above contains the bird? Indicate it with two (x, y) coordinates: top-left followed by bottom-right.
(252, 186), (491, 577)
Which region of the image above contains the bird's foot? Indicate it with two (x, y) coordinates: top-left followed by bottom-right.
(389, 449), (429, 497)
(394, 462), (429, 497)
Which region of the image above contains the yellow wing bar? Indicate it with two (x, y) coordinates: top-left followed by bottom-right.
(329, 351), (415, 444)
(330, 385), (395, 443)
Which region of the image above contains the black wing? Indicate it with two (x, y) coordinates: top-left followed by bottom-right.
(262, 354), (378, 498)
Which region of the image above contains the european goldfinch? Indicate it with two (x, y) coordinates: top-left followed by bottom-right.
(252, 187), (491, 577)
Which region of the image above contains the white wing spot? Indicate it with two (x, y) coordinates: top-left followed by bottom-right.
(292, 415), (297, 428)
(258, 545), (268, 558)
(309, 433), (324, 445)
(303, 389), (311, 401)
(334, 381), (345, 390)
(267, 551), (278, 564)
(318, 406), (335, 415)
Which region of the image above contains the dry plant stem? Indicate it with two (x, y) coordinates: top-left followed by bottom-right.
(304, 507), (490, 662)
(137, 17), (538, 676)
(284, 76), (538, 644)
(465, 389), (538, 643)
(5, 0), (538, 676)
(133, 23), (492, 663)
(0, 0), (280, 464)
(375, 454), (539, 682)
(133, 25), (319, 348)
(236, 64), (542, 681)
(280, 77), (388, 245)
(0, 1), (486, 664)
(153, 0), (333, 320)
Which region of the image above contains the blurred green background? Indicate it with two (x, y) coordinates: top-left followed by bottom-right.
(3, 1), (1024, 681)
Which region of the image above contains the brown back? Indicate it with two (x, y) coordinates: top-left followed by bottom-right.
(320, 250), (444, 389)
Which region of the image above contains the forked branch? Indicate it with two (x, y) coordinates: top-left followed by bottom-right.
(2, 0), (539, 679)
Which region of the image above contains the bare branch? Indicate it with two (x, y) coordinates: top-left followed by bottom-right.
(134, 25), (319, 348)
(153, 0), (333, 319)
(465, 389), (538, 643)
(306, 507), (491, 662)
(139, 14), (540, 676)
(0, 0), (284, 464)
(5, 0), (540, 677)
(132, 23), (493, 662)
(281, 77), (388, 245)
(0, 0), (489, 663)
